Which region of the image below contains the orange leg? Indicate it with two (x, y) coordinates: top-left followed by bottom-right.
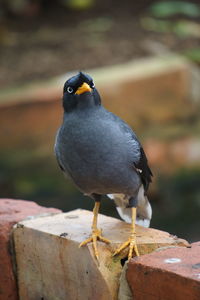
(113, 207), (139, 260)
(79, 201), (110, 260)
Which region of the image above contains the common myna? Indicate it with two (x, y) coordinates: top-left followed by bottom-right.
(55, 72), (153, 260)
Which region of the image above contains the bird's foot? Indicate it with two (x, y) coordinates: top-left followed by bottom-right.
(113, 232), (139, 260)
(79, 228), (110, 261)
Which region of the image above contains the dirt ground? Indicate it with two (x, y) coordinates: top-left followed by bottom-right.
(0, 0), (200, 89)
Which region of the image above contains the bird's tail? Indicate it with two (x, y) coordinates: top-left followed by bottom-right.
(107, 185), (152, 228)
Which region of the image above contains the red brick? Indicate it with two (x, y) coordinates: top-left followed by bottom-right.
(126, 242), (200, 300)
(0, 198), (61, 300)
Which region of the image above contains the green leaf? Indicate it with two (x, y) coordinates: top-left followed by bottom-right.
(174, 21), (200, 38)
(140, 17), (172, 32)
(150, 1), (200, 18)
(183, 48), (200, 62)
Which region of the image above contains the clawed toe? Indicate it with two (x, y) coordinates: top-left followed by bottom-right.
(113, 234), (139, 260)
(79, 229), (110, 260)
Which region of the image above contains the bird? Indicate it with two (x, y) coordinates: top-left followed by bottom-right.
(55, 71), (153, 261)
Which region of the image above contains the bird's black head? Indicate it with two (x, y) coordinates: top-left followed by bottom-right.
(62, 72), (101, 113)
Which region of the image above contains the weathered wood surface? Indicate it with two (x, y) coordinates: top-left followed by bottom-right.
(13, 209), (189, 300)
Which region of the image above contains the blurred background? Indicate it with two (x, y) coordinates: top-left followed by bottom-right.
(0, 0), (200, 242)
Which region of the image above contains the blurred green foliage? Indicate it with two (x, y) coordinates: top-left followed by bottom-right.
(150, 1), (200, 18)
(62, 0), (95, 10)
(152, 168), (200, 242)
(141, 18), (200, 38)
(183, 48), (200, 63)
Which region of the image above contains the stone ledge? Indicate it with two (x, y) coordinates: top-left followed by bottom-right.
(126, 242), (200, 300)
(13, 209), (189, 300)
(0, 198), (61, 300)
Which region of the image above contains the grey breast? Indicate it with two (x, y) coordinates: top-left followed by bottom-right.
(55, 107), (141, 195)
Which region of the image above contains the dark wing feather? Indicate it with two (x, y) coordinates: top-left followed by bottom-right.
(54, 129), (66, 172)
(134, 147), (153, 193)
(57, 158), (65, 172)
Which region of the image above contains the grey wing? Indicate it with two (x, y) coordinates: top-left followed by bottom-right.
(107, 111), (153, 192)
(107, 111), (140, 144)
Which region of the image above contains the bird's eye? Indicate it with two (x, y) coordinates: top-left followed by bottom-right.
(67, 86), (74, 93)
(91, 82), (95, 88)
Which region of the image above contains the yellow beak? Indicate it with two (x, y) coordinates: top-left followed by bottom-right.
(75, 82), (92, 95)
